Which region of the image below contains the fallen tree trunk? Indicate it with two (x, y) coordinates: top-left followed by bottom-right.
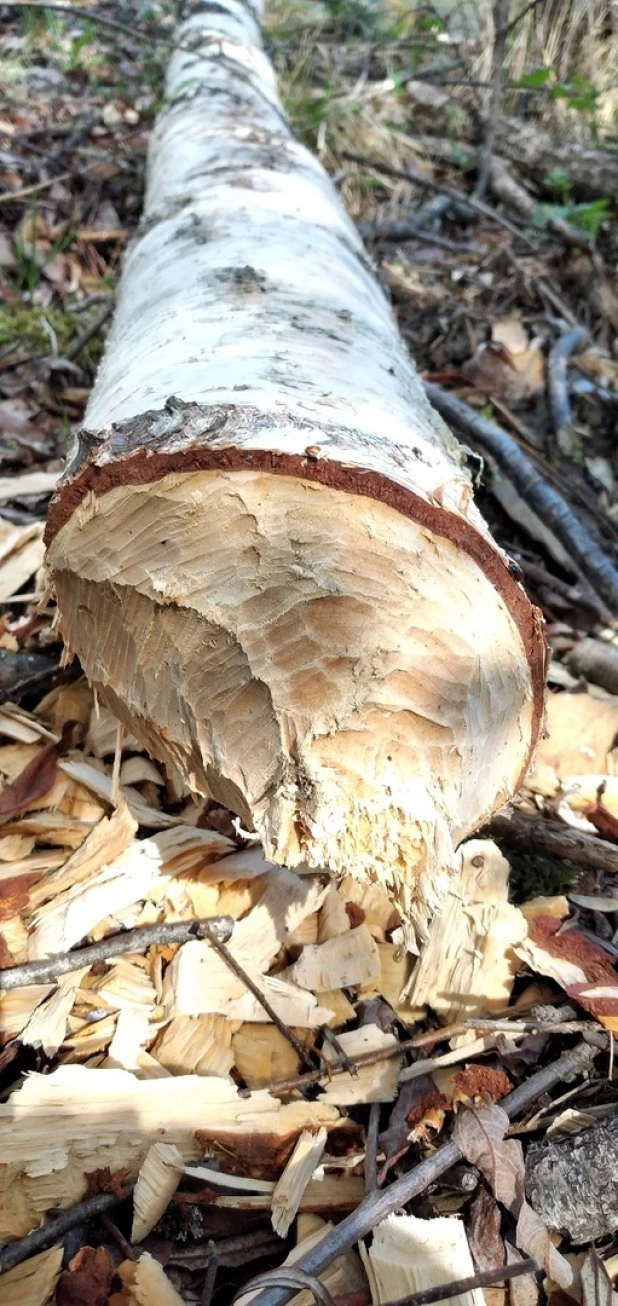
(44, 0), (545, 933)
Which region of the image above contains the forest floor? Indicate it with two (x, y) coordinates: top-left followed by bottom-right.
(2, 2), (618, 1304)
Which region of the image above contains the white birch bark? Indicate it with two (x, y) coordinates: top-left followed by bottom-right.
(46, 0), (545, 935)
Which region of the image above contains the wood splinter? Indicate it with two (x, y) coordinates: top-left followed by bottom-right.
(44, 0), (545, 935)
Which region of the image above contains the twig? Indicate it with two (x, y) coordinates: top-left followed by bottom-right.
(100, 1213), (138, 1261)
(0, 915), (235, 989)
(66, 301), (115, 362)
(499, 0), (542, 39)
(359, 218), (483, 253)
(266, 1008), (581, 1097)
(200, 922), (316, 1071)
(246, 1045), (596, 1306)
(387, 1260), (540, 1306)
(547, 327), (589, 459)
(364, 1101), (380, 1193)
(0, 170), (74, 205)
(0, 1191), (128, 1273)
(321, 1024), (358, 1076)
(171, 1230), (285, 1271)
(474, 0), (510, 201)
(342, 150), (537, 249)
(489, 158), (590, 250)
(201, 1242), (220, 1306)
(424, 381), (618, 611)
(486, 807), (618, 876)
(0, 0), (188, 52)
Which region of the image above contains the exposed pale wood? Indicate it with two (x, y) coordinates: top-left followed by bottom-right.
(114, 1253), (185, 1306)
(205, 1173), (364, 1214)
(313, 988), (356, 1029)
(20, 966), (89, 1056)
(27, 823), (231, 960)
(152, 1014), (236, 1078)
(45, 0), (544, 935)
(319, 1024), (401, 1104)
(317, 886), (351, 943)
(338, 876), (400, 941)
(132, 1142), (184, 1241)
(284, 923), (380, 991)
(271, 1127), (327, 1237)
(364, 1212), (485, 1306)
(0, 1244), (63, 1306)
(0, 522), (45, 603)
(162, 867), (326, 1016)
(232, 1022), (301, 1087)
(404, 840), (527, 1024)
(0, 1065), (339, 1242)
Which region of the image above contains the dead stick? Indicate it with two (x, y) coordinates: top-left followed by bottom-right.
(547, 327), (589, 459)
(386, 1258), (540, 1306)
(424, 381), (618, 611)
(247, 1043), (595, 1306)
(342, 150), (536, 249)
(364, 1101), (381, 1193)
(486, 807), (618, 875)
(267, 1013), (584, 1096)
(0, 915), (235, 990)
(0, 1191), (129, 1273)
(200, 922), (316, 1071)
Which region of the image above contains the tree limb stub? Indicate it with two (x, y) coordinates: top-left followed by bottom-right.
(44, 0), (545, 933)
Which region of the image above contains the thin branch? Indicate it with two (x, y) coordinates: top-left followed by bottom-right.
(246, 1043), (596, 1306)
(342, 150), (537, 249)
(547, 327), (589, 459)
(487, 806), (618, 876)
(364, 1101), (380, 1193)
(424, 381), (618, 611)
(0, 1191), (128, 1273)
(200, 922), (316, 1071)
(0, 170), (74, 205)
(0, 0), (186, 51)
(0, 915), (235, 990)
(66, 300), (115, 362)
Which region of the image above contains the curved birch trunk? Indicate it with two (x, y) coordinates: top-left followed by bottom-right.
(45, 0), (545, 933)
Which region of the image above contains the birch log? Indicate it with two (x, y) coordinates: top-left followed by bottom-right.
(44, 0), (545, 933)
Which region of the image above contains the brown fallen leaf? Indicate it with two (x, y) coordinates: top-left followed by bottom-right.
(0, 722), (75, 827)
(468, 1186), (505, 1274)
(452, 1105), (524, 1215)
(56, 1245), (114, 1306)
(454, 1103), (580, 1300)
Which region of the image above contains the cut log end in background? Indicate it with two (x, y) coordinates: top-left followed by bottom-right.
(44, 0), (546, 934)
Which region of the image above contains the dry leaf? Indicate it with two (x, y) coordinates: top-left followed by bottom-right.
(452, 1105), (524, 1214)
(56, 1245), (114, 1306)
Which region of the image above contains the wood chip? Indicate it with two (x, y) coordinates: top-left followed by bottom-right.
(0, 521), (45, 602)
(132, 1142), (184, 1241)
(271, 1127), (327, 1237)
(0, 1244), (63, 1306)
(284, 923), (380, 991)
(319, 1024), (401, 1104)
(232, 1022), (301, 1088)
(364, 1212), (485, 1306)
(405, 840), (527, 1025)
(114, 1253), (185, 1305)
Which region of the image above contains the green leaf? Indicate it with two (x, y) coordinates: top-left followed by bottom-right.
(515, 66), (552, 88)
